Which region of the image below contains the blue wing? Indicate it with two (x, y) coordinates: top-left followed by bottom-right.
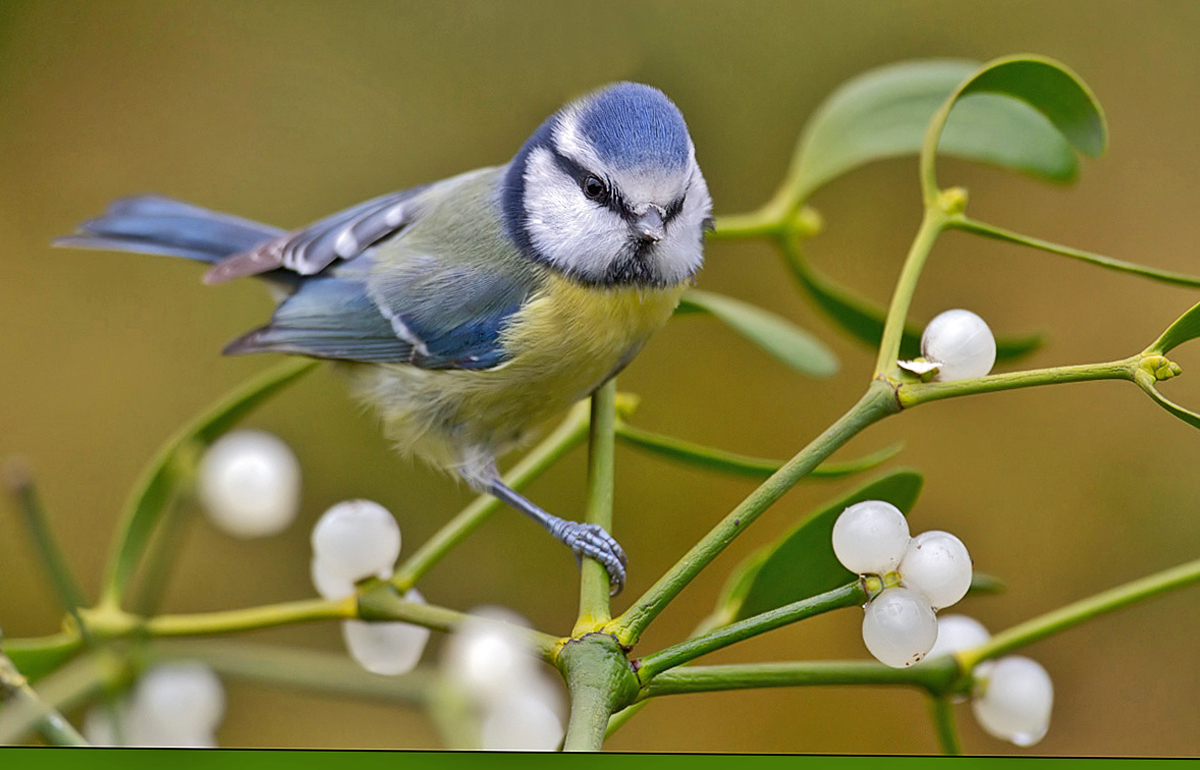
(203, 187), (429, 284)
(225, 255), (532, 370)
(57, 174), (531, 370)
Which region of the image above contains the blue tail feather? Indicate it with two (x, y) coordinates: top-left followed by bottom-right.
(55, 195), (284, 264)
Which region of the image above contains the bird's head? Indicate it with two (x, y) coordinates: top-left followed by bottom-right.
(502, 82), (711, 288)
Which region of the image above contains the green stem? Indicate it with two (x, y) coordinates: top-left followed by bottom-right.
(636, 582), (865, 682)
(29, 707), (88, 746)
(3, 461), (89, 640)
(611, 381), (898, 645)
(949, 216), (1200, 289)
(22, 593), (557, 669)
(149, 640), (433, 707)
(708, 204), (822, 243)
(558, 634), (639, 751)
(99, 358), (318, 610)
(576, 381), (617, 632)
(929, 694), (963, 755)
(0, 651), (110, 745)
(919, 89), (959, 205)
(897, 358), (1138, 408)
(960, 555), (1200, 671)
(874, 206), (949, 377)
(639, 658), (958, 699)
(392, 401), (591, 590)
(142, 598), (356, 638)
(604, 701), (646, 739)
(562, 676), (612, 752)
(708, 210), (784, 241)
(359, 584), (562, 663)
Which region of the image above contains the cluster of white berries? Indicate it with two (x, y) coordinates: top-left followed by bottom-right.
(916, 308), (997, 381)
(309, 499), (431, 675)
(83, 662), (225, 747)
(199, 429), (560, 747)
(923, 615), (1054, 746)
(441, 607), (566, 751)
(197, 430), (303, 538)
(832, 500), (972, 668)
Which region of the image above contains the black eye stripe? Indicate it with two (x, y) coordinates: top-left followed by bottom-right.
(548, 146), (684, 225)
(549, 149), (595, 191)
(663, 196), (685, 224)
(549, 149), (628, 215)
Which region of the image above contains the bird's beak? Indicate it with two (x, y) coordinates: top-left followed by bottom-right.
(633, 207), (665, 243)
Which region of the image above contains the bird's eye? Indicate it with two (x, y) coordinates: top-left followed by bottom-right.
(582, 175), (607, 202)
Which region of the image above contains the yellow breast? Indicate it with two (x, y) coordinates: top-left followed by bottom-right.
(355, 274), (687, 471)
(501, 274), (687, 388)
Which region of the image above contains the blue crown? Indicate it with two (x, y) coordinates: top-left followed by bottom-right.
(576, 82), (691, 171)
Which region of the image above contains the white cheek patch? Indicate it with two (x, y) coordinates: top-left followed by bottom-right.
(523, 147), (627, 280)
(650, 171), (711, 284)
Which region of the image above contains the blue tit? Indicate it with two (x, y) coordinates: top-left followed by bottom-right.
(57, 82), (712, 594)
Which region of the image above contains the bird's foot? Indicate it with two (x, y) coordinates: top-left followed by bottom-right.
(484, 477), (628, 595)
(547, 519), (628, 596)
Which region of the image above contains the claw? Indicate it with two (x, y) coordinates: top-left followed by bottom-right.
(559, 521), (627, 595)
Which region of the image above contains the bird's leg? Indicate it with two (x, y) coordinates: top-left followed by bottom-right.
(486, 480), (627, 596)
(457, 458), (627, 594)
(457, 461), (626, 596)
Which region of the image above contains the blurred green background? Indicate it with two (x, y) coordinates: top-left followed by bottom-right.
(3, 0), (1200, 755)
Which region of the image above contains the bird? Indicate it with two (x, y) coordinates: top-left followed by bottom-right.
(56, 82), (713, 595)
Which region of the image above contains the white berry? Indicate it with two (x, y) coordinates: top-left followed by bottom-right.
(128, 662), (225, 744)
(342, 589), (432, 675)
(899, 530), (973, 610)
(832, 500), (911, 575)
(479, 687), (565, 751)
(311, 500), (401, 583)
(924, 614), (990, 660)
(862, 586), (938, 668)
(921, 309), (996, 381)
(310, 556), (355, 601)
(85, 697), (214, 748)
(972, 656), (1053, 746)
(443, 606), (537, 702)
(197, 430), (302, 538)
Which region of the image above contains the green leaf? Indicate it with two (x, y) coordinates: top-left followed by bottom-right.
(968, 572), (1005, 596)
(710, 468), (925, 626)
(808, 444), (904, 480)
(779, 59), (1091, 206)
(1, 637), (82, 683)
(677, 289), (838, 377)
(780, 241), (1043, 362)
(1146, 300), (1200, 355)
(614, 421), (901, 480)
(1138, 380), (1200, 430)
(99, 359), (319, 607)
(955, 56), (1106, 158)
(1137, 301), (1200, 430)
(922, 55), (1107, 197)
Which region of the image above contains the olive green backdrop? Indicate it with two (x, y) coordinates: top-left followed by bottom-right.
(2, 0), (1199, 755)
